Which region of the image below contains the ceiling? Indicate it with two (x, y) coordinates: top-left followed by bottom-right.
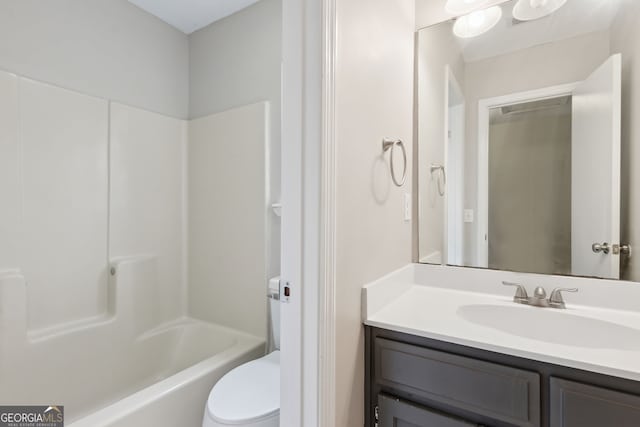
(456, 0), (626, 62)
(127, 0), (261, 34)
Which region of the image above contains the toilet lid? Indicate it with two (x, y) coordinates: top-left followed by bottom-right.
(207, 351), (280, 425)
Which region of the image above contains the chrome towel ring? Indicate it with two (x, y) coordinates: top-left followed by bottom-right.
(430, 163), (446, 196)
(382, 138), (407, 187)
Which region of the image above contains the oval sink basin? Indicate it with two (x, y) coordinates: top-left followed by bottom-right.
(457, 304), (640, 350)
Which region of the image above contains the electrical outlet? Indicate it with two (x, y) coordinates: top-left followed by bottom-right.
(464, 209), (474, 223)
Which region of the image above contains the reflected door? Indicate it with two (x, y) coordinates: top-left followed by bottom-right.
(446, 69), (465, 266)
(571, 54), (622, 279)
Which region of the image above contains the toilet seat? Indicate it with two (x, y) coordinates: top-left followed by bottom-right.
(205, 351), (280, 426)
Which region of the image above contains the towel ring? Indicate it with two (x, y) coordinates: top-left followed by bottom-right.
(430, 164), (446, 196)
(382, 138), (407, 187)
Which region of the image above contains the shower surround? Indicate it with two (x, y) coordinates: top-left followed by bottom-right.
(0, 70), (270, 426)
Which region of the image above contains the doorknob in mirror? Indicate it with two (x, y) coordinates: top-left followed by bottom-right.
(592, 242), (610, 255)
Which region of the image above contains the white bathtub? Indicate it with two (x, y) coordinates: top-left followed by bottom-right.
(0, 259), (265, 427)
(68, 319), (264, 427)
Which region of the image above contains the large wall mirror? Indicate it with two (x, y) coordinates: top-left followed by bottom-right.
(417, 0), (640, 280)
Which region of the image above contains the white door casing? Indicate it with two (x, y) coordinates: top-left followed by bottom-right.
(280, 0), (303, 423)
(281, 0), (327, 425)
(477, 83), (577, 268)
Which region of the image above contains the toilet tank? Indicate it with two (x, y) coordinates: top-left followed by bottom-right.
(268, 277), (281, 349)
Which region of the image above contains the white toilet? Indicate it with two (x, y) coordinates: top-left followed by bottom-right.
(203, 278), (281, 427)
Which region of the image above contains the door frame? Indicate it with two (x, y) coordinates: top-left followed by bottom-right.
(476, 82), (578, 268)
(281, 0), (335, 425)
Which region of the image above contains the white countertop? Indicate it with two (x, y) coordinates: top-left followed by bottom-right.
(363, 263), (640, 382)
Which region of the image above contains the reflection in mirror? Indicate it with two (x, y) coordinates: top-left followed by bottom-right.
(417, 0), (639, 280)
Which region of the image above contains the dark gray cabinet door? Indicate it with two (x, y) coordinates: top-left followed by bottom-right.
(550, 377), (640, 427)
(375, 338), (540, 427)
(378, 394), (477, 427)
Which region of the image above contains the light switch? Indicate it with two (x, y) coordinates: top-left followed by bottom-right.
(464, 209), (474, 223)
(404, 193), (411, 221)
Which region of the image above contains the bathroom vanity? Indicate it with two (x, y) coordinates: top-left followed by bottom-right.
(363, 264), (640, 427)
(365, 328), (640, 427)
(373, 1), (640, 425)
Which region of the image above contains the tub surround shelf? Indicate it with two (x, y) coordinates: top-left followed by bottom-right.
(362, 263), (640, 383)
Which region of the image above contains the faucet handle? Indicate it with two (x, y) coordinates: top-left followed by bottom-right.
(549, 288), (578, 309)
(502, 281), (528, 302)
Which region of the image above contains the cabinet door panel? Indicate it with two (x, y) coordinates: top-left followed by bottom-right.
(375, 338), (540, 426)
(379, 394), (476, 427)
(550, 377), (640, 427)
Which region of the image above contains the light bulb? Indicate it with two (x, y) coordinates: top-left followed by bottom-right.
(468, 10), (487, 28)
(453, 5), (502, 38)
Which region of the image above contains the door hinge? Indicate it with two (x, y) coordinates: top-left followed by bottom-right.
(374, 405), (379, 427)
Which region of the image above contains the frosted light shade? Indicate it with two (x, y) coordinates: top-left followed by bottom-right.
(453, 6), (503, 39)
(513, 0), (568, 21)
(445, 0), (490, 15)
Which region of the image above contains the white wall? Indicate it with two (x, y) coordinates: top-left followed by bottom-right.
(0, 0), (189, 119)
(188, 103), (269, 339)
(462, 30), (611, 264)
(333, 0), (415, 424)
(610, 1), (640, 280)
(189, 0), (282, 280)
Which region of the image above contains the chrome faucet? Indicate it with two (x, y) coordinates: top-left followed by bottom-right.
(502, 282), (577, 309)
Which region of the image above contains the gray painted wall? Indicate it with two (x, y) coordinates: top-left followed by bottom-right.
(188, 0), (281, 120)
(488, 105), (572, 275)
(0, 0), (282, 121)
(0, 0), (189, 118)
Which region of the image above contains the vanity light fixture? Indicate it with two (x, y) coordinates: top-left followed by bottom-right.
(445, 0), (490, 15)
(453, 6), (502, 39)
(512, 0), (567, 21)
